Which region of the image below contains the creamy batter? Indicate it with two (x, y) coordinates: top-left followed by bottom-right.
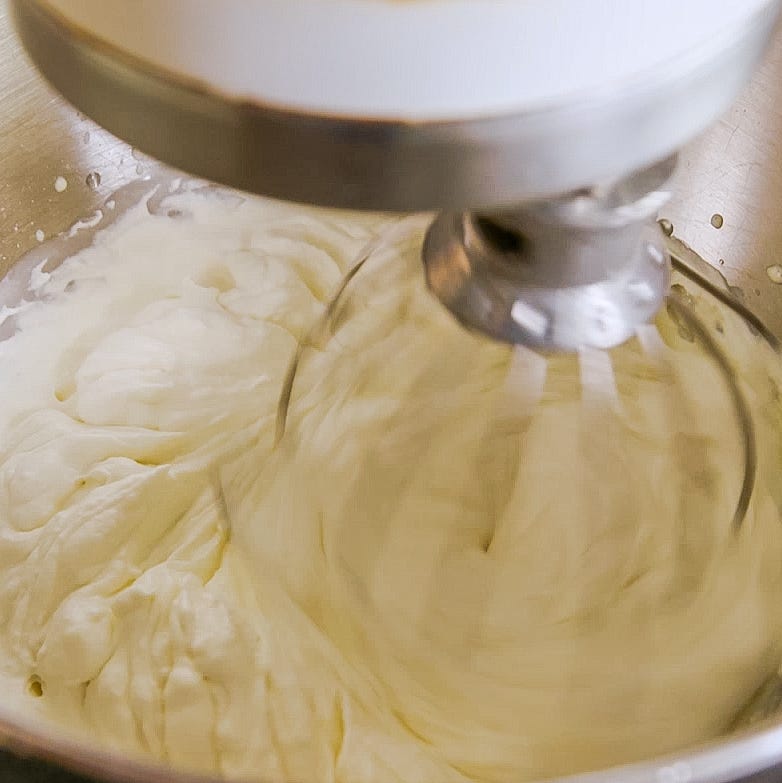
(1, 183), (781, 782)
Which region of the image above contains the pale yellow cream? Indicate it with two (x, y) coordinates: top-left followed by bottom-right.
(0, 185), (781, 782)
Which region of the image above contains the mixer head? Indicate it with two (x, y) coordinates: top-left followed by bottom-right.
(10, 0), (782, 350)
(422, 158), (674, 352)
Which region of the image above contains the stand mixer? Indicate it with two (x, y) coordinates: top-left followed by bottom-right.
(10, 0), (782, 352)
(5, 4), (782, 783)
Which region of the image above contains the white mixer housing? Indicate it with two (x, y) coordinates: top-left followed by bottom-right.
(44, 0), (779, 119)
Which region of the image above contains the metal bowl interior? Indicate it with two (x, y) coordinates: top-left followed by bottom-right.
(5, 2), (782, 782)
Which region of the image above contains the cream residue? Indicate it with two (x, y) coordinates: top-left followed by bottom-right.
(0, 185), (781, 783)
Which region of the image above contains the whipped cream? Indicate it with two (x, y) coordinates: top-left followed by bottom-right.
(0, 184), (780, 782)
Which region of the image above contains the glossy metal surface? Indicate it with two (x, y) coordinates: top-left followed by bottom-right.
(665, 28), (782, 337)
(422, 159), (674, 351)
(0, 2), (157, 283)
(5, 2), (782, 782)
(8, 0), (781, 211)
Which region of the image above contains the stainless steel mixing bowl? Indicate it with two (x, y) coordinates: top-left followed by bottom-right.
(4, 1), (782, 782)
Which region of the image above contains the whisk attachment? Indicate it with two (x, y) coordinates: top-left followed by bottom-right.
(275, 216), (425, 445)
(275, 219), (763, 543)
(275, 244), (373, 445)
(665, 289), (757, 533)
